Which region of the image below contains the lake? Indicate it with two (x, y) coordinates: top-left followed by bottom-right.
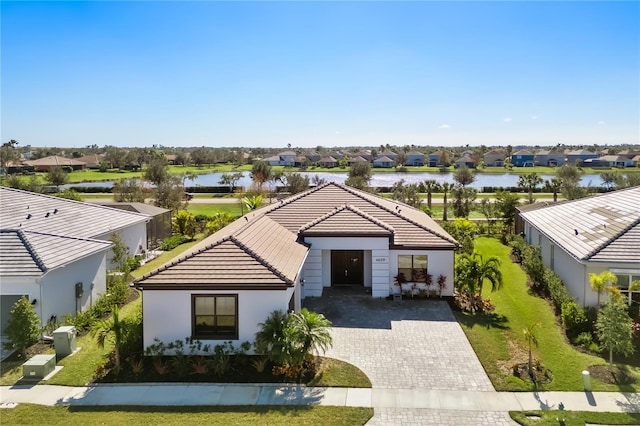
(64, 171), (604, 190)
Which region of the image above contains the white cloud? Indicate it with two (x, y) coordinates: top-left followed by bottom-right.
(531, 115), (539, 120)
(438, 124), (451, 129)
(598, 121), (606, 125)
(503, 117), (513, 123)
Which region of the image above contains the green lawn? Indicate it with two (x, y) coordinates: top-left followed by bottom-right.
(510, 410), (640, 425)
(0, 404), (374, 426)
(185, 203), (246, 218)
(458, 237), (640, 391)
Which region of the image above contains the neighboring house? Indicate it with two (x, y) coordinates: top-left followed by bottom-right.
(303, 152), (322, 163)
(428, 152), (440, 167)
(535, 149), (566, 167)
(76, 154), (105, 169)
(0, 187), (149, 269)
(373, 156), (394, 168)
(293, 156), (308, 167)
(483, 149), (506, 167)
(318, 156), (337, 168)
(377, 151), (398, 162)
(165, 154), (178, 165)
(277, 151), (297, 166)
(566, 149), (599, 165)
(95, 202), (171, 250)
(585, 155), (635, 168)
(0, 229), (111, 331)
(454, 154), (476, 168)
(134, 183), (458, 352)
(264, 155), (282, 166)
(520, 186), (640, 307)
(406, 151), (425, 166)
(347, 156), (369, 166)
(632, 155), (640, 166)
(23, 155), (87, 172)
(511, 150), (535, 167)
(352, 151), (373, 162)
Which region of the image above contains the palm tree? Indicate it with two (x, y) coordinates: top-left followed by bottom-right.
(254, 310), (290, 365)
(544, 178), (563, 202)
(441, 182), (455, 221)
(287, 308), (333, 365)
(423, 179), (441, 210)
(93, 305), (128, 371)
(523, 322), (540, 376)
(589, 271), (618, 306)
(518, 172), (543, 204)
(242, 194), (262, 211)
(455, 252), (503, 306)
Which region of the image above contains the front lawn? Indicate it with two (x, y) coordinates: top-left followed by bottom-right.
(0, 404), (374, 426)
(457, 237), (640, 391)
(510, 410), (640, 425)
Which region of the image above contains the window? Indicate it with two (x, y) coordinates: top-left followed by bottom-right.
(398, 255), (428, 282)
(612, 271), (640, 306)
(192, 295), (238, 340)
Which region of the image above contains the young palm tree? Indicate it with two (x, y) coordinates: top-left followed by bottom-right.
(288, 308), (333, 365)
(543, 178), (563, 202)
(455, 252), (503, 306)
(93, 305), (127, 370)
(254, 310), (290, 365)
(441, 182), (455, 221)
(518, 172), (543, 204)
(422, 179), (441, 210)
(523, 322), (540, 376)
(589, 271), (618, 306)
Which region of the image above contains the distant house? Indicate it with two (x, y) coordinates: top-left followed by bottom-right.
(454, 154), (477, 169)
(293, 156), (308, 168)
(585, 155), (635, 168)
(0, 188), (150, 331)
(96, 202), (171, 250)
(406, 151), (425, 166)
(319, 156), (337, 168)
(511, 150), (535, 167)
(566, 149), (599, 165)
(76, 154), (105, 169)
(428, 152), (440, 167)
(277, 151), (297, 166)
(373, 156), (394, 168)
(134, 183), (457, 352)
(535, 149), (566, 167)
(483, 149), (506, 167)
(164, 154), (178, 165)
(303, 152), (322, 163)
(327, 151), (346, 161)
(264, 155), (282, 166)
(377, 151), (398, 162)
(520, 187), (640, 307)
(24, 155), (87, 172)
(348, 156), (369, 166)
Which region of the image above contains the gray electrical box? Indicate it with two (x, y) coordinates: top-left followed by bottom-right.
(22, 354), (56, 380)
(53, 326), (77, 358)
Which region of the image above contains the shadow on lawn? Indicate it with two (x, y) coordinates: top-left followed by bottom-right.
(455, 311), (510, 331)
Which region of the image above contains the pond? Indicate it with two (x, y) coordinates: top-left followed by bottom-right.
(63, 171), (604, 190)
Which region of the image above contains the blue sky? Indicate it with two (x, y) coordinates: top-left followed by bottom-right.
(1, 1), (638, 149)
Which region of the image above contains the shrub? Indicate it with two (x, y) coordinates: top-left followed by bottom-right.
(561, 302), (590, 340)
(161, 234), (188, 251)
(545, 269), (573, 313)
(3, 296), (42, 357)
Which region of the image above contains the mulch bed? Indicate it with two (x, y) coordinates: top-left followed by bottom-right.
(512, 362), (554, 385)
(589, 364), (637, 385)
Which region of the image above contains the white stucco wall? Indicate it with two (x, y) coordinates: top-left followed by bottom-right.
(389, 249), (455, 296)
(1, 278), (40, 331)
(142, 287), (294, 353)
(95, 221), (147, 269)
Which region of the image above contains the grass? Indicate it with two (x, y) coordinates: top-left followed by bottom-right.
(309, 357), (372, 388)
(0, 404), (374, 426)
(510, 410), (640, 425)
(185, 203), (246, 218)
(132, 238), (205, 279)
(456, 237), (640, 391)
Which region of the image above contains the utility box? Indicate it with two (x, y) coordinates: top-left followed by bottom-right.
(53, 326), (77, 359)
(22, 354), (56, 380)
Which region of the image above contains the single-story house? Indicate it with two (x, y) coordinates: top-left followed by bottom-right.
(277, 151), (297, 166)
(535, 149), (566, 167)
(373, 156), (394, 168)
(23, 155), (87, 172)
(134, 183), (458, 352)
(95, 202), (171, 250)
(318, 156), (337, 168)
(0, 229), (111, 330)
(566, 149), (599, 165)
(76, 154), (105, 169)
(303, 152), (322, 163)
(585, 155), (635, 168)
(511, 150), (535, 167)
(352, 151), (373, 162)
(520, 186), (640, 307)
(347, 156), (369, 166)
(406, 151), (425, 166)
(454, 154), (476, 168)
(264, 155), (282, 166)
(483, 149), (506, 167)
(293, 156), (309, 167)
(377, 151), (398, 162)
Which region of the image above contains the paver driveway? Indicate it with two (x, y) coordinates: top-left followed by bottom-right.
(303, 288), (494, 391)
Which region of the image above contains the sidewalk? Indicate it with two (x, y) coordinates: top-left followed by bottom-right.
(2, 384), (639, 413)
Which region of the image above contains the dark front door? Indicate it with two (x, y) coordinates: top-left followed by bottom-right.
(331, 250), (364, 286)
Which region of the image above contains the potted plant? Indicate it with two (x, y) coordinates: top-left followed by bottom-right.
(393, 272), (408, 295)
(437, 274), (447, 298)
(424, 272), (435, 297)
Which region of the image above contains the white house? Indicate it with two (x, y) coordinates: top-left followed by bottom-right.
(0, 187), (150, 330)
(520, 186), (640, 307)
(134, 182), (458, 351)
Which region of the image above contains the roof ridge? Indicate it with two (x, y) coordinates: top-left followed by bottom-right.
(298, 203), (395, 233)
(586, 216), (640, 260)
(14, 229), (47, 272)
(229, 235), (292, 284)
(20, 229), (112, 245)
(336, 183), (459, 246)
(265, 181), (333, 213)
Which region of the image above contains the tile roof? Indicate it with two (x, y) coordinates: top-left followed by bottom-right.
(521, 186), (640, 262)
(0, 187), (149, 239)
(0, 229), (112, 277)
(23, 155), (86, 167)
(374, 156), (394, 163)
(135, 183), (457, 290)
(95, 202), (170, 216)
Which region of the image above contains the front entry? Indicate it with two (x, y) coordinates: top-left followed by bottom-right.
(331, 250), (364, 286)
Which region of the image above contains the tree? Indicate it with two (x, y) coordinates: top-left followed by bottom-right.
(287, 308), (333, 365)
(596, 298), (634, 364)
(453, 166), (476, 187)
(455, 252), (503, 308)
(441, 182), (455, 221)
(254, 310), (291, 366)
(345, 161), (372, 190)
(45, 166), (69, 190)
(0, 139), (19, 174)
(205, 211), (235, 235)
(518, 173), (543, 204)
(104, 146), (126, 170)
(395, 151), (408, 169)
(442, 218), (477, 254)
(523, 322), (541, 376)
(173, 210), (197, 240)
(600, 172), (617, 191)
(93, 305), (129, 371)
(251, 161), (272, 188)
(3, 296), (41, 358)
(589, 271), (618, 306)
(543, 178), (563, 202)
(54, 188), (83, 201)
(423, 179), (441, 210)
(450, 185), (477, 218)
(110, 233), (130, 272)
(479, 199), (498, 235)
(218, 172), (244, 193)
(242, 194), (262, 211)
(391, 180), (422, 208)
(113, 178), (147, 203)
(153, 175), (185, 212)
(144, 155), (169, 186)
(283, 172), (310, 195)
(557, 164), (587, 200)
(495, 190), (520, 228)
